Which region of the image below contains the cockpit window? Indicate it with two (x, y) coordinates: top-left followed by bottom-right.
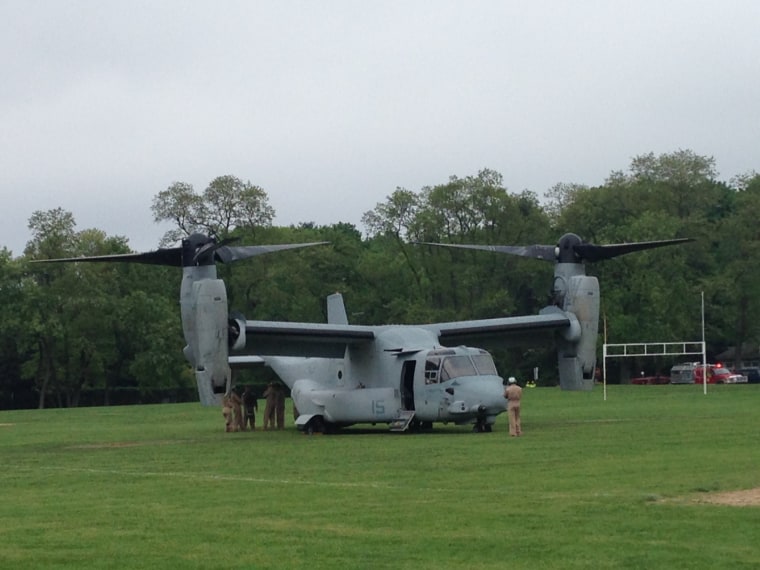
(440, 356), (478, 382)
(472, 354), (497, 376)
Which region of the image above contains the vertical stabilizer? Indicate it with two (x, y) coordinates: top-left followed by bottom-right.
(327, 293), (349, 325)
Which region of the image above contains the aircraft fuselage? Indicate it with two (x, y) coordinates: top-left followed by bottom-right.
(266, 329), (506, 431)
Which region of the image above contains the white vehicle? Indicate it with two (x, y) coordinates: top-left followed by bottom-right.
(670, 362), (698, 384)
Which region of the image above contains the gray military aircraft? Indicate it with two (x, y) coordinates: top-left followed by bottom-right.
(38, 231), (690, 433)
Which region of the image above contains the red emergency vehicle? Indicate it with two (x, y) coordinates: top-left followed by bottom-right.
(669, 362), (747, 384)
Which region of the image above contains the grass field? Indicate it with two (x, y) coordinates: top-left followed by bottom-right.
(1, 384), (758, 569)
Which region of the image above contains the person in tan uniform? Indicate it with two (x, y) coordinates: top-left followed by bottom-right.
(504, 376), (523, 437)
(222, 394), (234, 432)
(230, 388), (244, 432)
(262, 382), (277, 430)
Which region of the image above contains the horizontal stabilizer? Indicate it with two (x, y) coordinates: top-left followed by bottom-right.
(228, 355), (266, 367)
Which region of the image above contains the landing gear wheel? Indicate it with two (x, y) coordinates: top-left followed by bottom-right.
(306, 417), (325, 435)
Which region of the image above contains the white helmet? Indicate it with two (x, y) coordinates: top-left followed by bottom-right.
(508, 377), (517, 384)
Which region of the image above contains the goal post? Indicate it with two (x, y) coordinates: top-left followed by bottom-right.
(602, 341), (706, 400)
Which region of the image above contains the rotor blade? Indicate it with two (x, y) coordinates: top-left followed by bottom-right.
(418, 242), (556, 262)
(31, 241), (330, 266)
(30, 248), (183, 266)
(574, 238), (693, 262)
(215, 241), (329, 263)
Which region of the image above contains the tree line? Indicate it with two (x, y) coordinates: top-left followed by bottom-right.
(2, 150), (759, 409)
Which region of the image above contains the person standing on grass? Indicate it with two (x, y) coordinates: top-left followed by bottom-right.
(262, 382), (277, 430)
(230, 388), (244, 432)
(242, 386), (258, 431)
(504, 376), (523, 437)
(222, 394), (234, 432)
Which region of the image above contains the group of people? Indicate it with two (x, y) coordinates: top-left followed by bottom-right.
(222, 382), (287, 432)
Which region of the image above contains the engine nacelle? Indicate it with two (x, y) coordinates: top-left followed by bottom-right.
(554, 270), (600, 391)
(190, 278), (231, 406)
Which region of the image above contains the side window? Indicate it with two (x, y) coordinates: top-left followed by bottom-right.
(425, 358), (440, 384)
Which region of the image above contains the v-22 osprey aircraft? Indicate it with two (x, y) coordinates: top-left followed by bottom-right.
(39, 232), (690, 433)
(232, 291), (512, 433)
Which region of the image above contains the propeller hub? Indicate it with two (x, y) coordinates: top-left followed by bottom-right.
(556, 233), (583, 263)
(183, 233), (217, 266)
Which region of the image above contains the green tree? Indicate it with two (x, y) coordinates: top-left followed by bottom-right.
(23, 208), (79, 407)
(715, 173), (760, 361)
(117, 290), (188, 402)
(543, 182), (588, 225)
(150, 182), (201, 245)
(23, 210), (184, 407)
(24, 207), (77, 260)
(0, 251), (35, 408)
(152, 175), (274, 244)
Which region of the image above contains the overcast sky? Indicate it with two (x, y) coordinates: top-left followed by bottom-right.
(2, 0), (759, 256)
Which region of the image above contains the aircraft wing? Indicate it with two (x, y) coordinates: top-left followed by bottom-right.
(232, 308), (572, 359)
(423, 309), (573, 346)
(235, 321), (376, 358)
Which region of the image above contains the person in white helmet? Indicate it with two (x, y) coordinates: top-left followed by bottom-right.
(504, 376), (523, 437)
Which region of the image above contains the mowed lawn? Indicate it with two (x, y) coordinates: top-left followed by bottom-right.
(1, 385), (758, 569)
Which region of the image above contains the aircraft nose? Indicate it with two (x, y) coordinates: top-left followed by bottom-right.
(461, 376), (505, 413)
(488, 379), (508, 410)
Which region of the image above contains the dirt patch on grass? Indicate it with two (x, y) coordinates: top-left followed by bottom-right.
(0, 423), (14, 427)
(697, 487), (760, 507)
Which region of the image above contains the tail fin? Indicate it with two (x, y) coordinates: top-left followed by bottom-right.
(327, 293), (349, 324)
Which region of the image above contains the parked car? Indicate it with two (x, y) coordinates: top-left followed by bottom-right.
(738, 367), (760, 384)
(632, 374), (670, 385)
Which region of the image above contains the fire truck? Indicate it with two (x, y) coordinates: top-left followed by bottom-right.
(669, 362), (748, 384)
